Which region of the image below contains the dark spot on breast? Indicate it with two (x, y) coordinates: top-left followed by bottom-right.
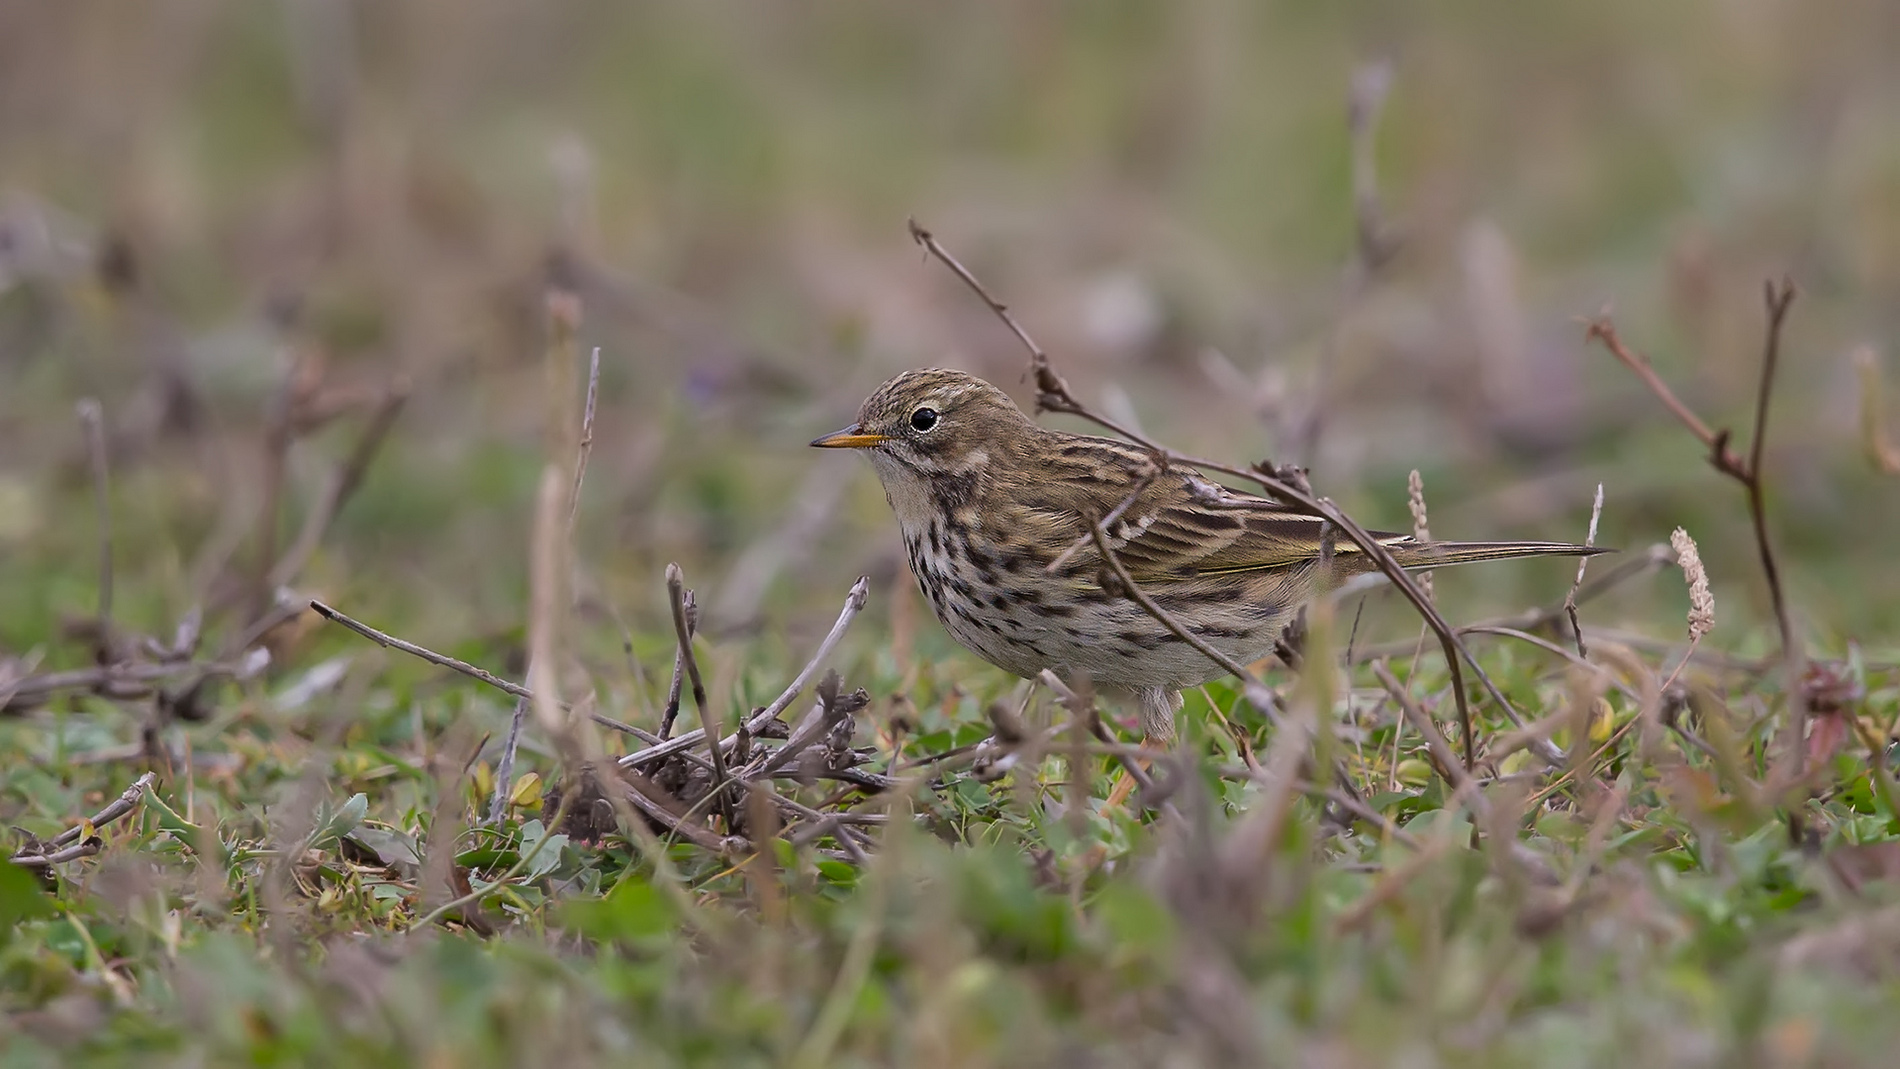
(1000, 548), (1043, 574)
(931, 471), (980, 512)
(1035, 602), (1077, 619)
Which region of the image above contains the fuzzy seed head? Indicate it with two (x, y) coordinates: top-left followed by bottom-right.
(1669, 527), (1714, 642)
(1407, 469), (1434, 601)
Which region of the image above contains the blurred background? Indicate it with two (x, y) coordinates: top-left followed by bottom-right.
(3, 0), (1898, 688)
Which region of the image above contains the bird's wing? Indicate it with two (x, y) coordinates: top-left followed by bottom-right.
(1109, 474), (1411, 581)
(1022, 443), (1405, 582)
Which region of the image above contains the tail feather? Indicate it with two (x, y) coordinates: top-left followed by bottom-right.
(1380, 538), (1610, 570)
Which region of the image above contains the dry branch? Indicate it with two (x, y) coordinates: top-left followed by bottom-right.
(667, 563), (734, 828)
(619, 576), (870, 772)
(10, 772), (157, 869)
(1584, 279), (1806, 821)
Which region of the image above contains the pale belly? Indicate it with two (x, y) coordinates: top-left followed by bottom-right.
(903, 531), (1285, 691)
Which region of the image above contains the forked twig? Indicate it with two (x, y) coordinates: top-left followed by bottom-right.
(660, 588), (698, 739)
(309, 600), (639, 743)
(619, 576), (870, 772)
(1584, 280), (1805, 789)
(10, 772), (157, 869)
(1561, 483), (1606, 660)
(567, 346), (602, 533)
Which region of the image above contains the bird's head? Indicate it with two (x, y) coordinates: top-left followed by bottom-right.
(810, 369), (1036, 488)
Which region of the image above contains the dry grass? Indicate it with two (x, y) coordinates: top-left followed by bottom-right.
(5, 4), (1900, 1066)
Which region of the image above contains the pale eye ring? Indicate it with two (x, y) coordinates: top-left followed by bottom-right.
(909, 407), (940, 432)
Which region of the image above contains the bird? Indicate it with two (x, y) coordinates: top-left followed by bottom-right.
(812, 368), (1602, 744)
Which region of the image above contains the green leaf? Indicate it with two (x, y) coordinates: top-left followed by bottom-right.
(308, 793), (370, 851)
(816, 859), (858, 887)
(1092, 879), (1175, 958)
(518, 823), (569, 882)
(0, 862), (56, 938)
(346, 824), (422, 869)
(562, 877), (677, 945)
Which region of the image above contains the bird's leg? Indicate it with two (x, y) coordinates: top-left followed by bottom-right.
(1104, 687), (1181, 812)
(1138, 686), (1182, 745)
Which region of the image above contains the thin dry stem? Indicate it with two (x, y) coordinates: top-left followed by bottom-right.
(1085, 519), (1281, 723)
(667, 562), (734, 828)
(1561, 483), (1605, 659)
(618, 576), (870, 772)
(567, 345), (602, 534)
(660, 588), (697, 740)
(9, 772), (157, 868)
(1585, 279), (1804, 822)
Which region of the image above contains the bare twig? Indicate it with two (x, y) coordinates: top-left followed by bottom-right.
(1584, 312), (1731, 461)
(1745, 281), (1800, 682)
(668, 563), (733, 828)
(1044, 465), (1160, 575)
(567, 346), (602, 534)
(486, 697), (531, 826)
(4, 658), (261, 710)
(618, 576), (869, 772)
(1585, 279), (1804, 799)
(11, 772), (156, 869)
(660, 588), (697, 739)
(1561, 483), (1605, 660)
(308, 600), (636, 742)
(752, 673), (863, 781)
(754, 575), (872, 728)
(622, 767), (736, 853)
(312, 600), (525, 695)
(1371, 660), (1479, 799)
(1084, 519), (1281, 723)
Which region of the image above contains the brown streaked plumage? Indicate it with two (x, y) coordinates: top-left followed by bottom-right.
(813, 368), (1603, 743)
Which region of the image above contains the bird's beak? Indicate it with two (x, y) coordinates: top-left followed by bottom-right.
(810, 424), (890, 449)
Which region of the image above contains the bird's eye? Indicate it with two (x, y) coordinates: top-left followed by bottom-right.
(909, 407), (940, 432)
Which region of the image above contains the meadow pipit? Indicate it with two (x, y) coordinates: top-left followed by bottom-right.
(814, 368), (1600, 744)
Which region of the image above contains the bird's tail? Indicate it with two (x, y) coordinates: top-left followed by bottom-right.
(1378, 538), (1610, 570)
